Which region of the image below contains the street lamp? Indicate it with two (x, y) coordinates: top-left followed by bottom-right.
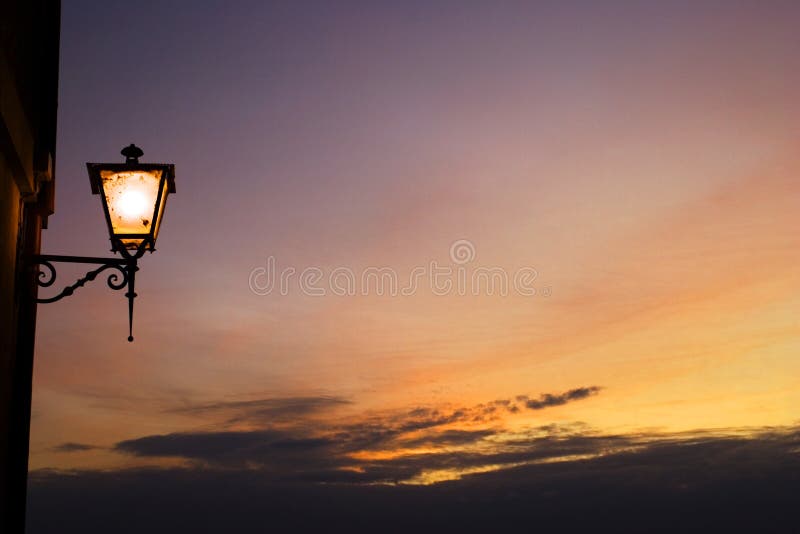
(88, 144), (176, 254)
(30, 145), (176, 341)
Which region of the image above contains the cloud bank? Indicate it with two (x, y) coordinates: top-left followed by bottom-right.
(30, 426), (800, 533)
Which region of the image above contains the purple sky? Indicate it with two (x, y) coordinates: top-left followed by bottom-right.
(28, 3), (800, 525)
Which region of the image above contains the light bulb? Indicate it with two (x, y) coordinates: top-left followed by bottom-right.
(117, 189), (148, 219)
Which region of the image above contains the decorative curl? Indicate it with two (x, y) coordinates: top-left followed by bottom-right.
(106, 267), (129, 290)
(36, 260), (57, 288)
(35, 263), (130, 304)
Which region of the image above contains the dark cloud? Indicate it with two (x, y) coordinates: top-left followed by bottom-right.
(163, 387), (600, 432)
(51, 443), (98, 453)
(168, 395), (351, 424)
(110, 424), (621, 485)
(28, 426), (800, 533)
(114, 387), (605, 480)
(116, 430), (289, 464)
(399, 429), (497, 449)
(520, 386), (602, 410)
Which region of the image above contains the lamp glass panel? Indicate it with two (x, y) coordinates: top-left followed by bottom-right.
(151, 180), (169, 242)
(99, 169), (163, 240)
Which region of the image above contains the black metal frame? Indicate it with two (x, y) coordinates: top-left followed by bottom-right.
(30, 241), (147, 342)
(86, 160), (176, 253)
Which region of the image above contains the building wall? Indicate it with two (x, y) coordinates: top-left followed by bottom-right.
(0, 152), (22, 494)
(0, 149), (22, 364)
(0, 1), (60, 531)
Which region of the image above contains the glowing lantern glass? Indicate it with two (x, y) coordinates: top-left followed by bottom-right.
(87, 144), (176, 255)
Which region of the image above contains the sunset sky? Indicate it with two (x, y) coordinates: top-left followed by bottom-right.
(25, 1), (800, 528)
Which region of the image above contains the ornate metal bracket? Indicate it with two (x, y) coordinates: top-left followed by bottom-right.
(30, 254), (140, 342)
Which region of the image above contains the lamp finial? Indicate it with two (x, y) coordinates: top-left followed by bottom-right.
(121, 144), (144, 164)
